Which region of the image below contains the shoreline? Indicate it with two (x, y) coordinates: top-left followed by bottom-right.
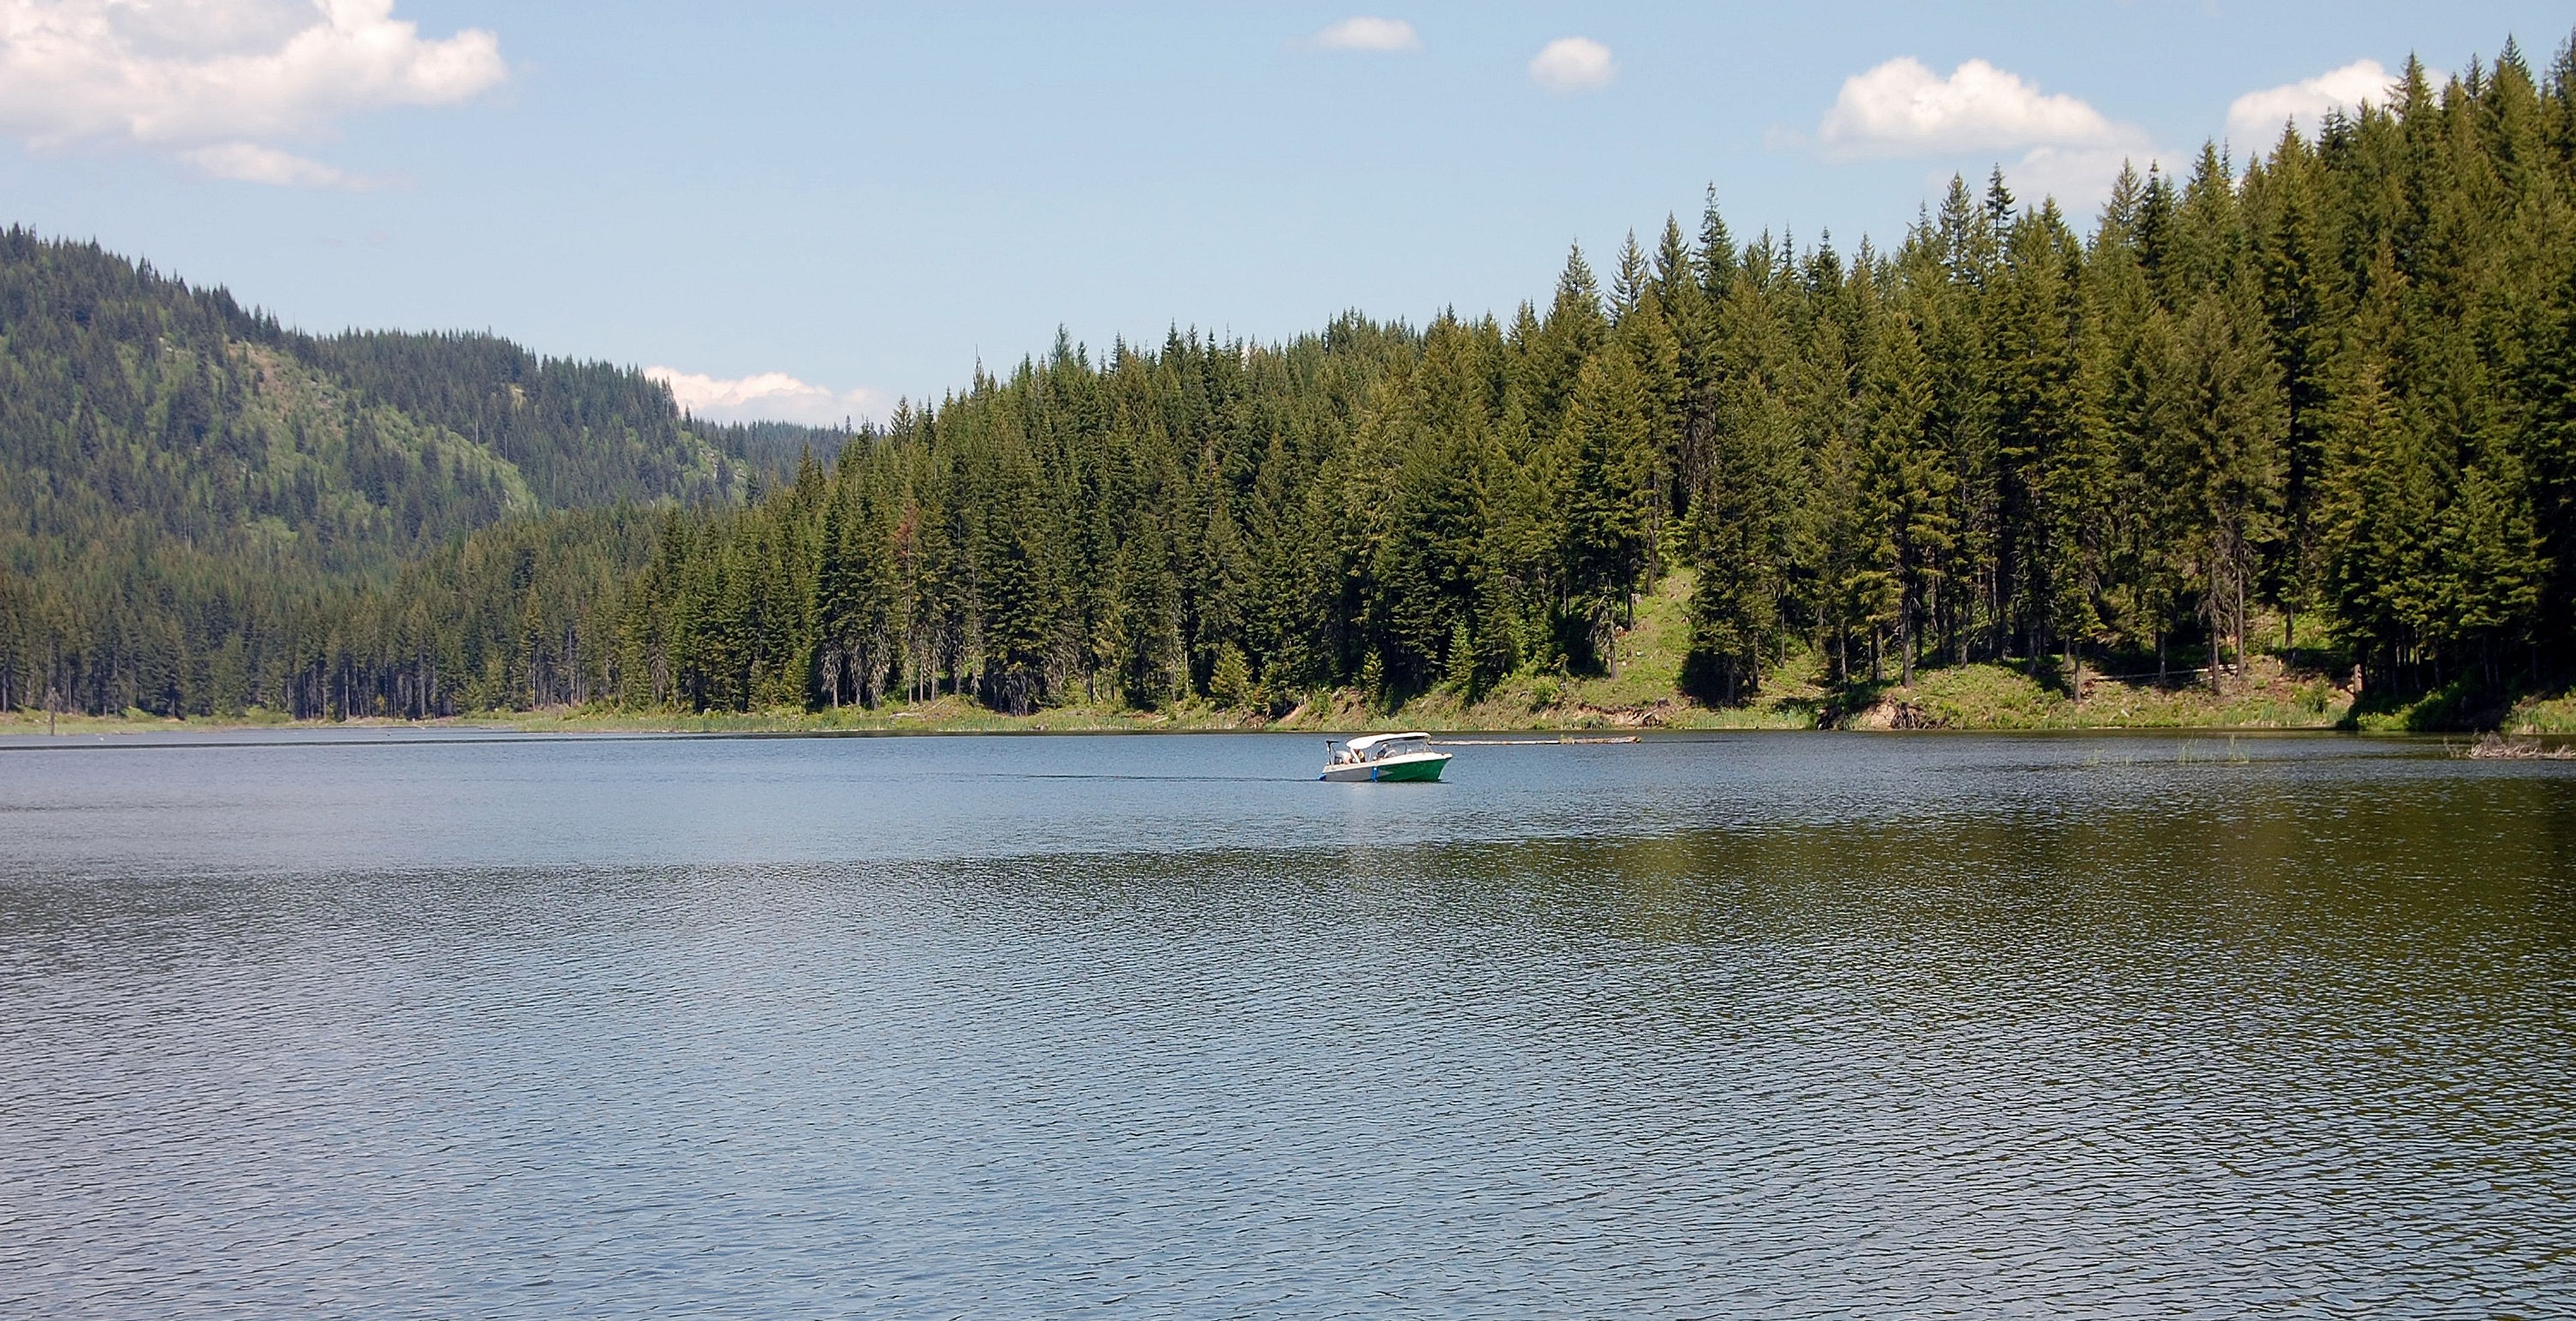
(7, 661), (2568, 741)
(15, 570), (2569, 740)
(0, 717), (2415, 743)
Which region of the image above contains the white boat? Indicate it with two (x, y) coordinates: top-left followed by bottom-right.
(1319, 732), (1451, 782)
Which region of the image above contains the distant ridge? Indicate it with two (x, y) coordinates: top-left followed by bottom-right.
(0, 226), (847, 712)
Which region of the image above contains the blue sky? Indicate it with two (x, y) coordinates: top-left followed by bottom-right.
(1, 2), (2564, 423)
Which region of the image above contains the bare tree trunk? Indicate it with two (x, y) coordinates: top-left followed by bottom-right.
(1900, 605), (1915, 688)
(2235, 572), (2249, 687)
(2209, 610), (2223, 696)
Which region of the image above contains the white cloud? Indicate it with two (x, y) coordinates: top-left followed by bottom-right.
(0, 0), (505, 184)
(646, 367), (881, 428)
(1313, 17), (1417, 53)
(1528, 37), (1613, 93)
(182, 139), (363, 187)
(1999, 145), (2166, 213)
(1820, 56), (2121, 158)
(1806, 56), (2164, 210)
(2225, 59), (2400, 148)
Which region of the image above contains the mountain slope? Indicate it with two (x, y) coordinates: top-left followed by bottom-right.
(0, 227), (849, 713)
(0, 228), (753, 577)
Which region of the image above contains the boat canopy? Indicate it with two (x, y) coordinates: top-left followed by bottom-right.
(1344, 732), (1432, 753)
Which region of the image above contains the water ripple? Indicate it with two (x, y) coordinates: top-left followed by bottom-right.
(1, 733), (2570, 1317)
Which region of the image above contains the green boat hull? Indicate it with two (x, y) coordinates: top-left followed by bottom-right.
(1320, 753), (1448, 782)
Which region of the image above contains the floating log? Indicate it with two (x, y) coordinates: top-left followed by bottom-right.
(1430, 735), (1640, 746)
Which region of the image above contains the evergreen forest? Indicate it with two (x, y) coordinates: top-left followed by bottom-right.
(6, 44), (2576, 726)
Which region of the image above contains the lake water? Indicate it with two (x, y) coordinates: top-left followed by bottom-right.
(1, 730), (2570, 1318)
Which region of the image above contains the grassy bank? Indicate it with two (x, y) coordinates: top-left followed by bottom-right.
(10, 672), (2561, 739)
(9, 572), (2566, 738)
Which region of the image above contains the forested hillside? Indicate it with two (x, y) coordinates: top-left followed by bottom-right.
(0, 231), (843, 712)
(7, 41), (2575, 723)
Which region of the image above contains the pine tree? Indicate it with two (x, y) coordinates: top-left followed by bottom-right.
(2167, 289), (2288, 690)
(1682, 262), (1799, 701)
(1558, 348), (1653, 671)
(1856, 282), (1954, 686)
(1526, 245), (1609, 442)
